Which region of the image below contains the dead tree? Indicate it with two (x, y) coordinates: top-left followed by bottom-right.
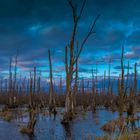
(91, 69), (96, 111)
(73, 44), (78, 109)
(5, 79), (8, 94)
(121, 45), (124, 96)
(14, 50), (18, 94)
(129, 79), (133, 98)
(59, 76), (63, 94)
(126, 64), (137, 129)
(103, 70), (106, 94)
(21, 72), (36, 135)
(131, 63), (137, 111)
(8, 57), (13, 106)
(134, 63), (137, 97)
(29, 72), (33, 108)
(119, 45), (125, 116)
(48, 49), (56, 113)
(108, 59), (111, 95)
(95, 63), (98, 95)
(37, 72), (41, 95)
(33, 66), (36, 94)
(0, 78), (3, 93)
(124, 62), (130, 98)
(91, 69), (95, 95)
(63, 0), (100, 122)
(22, 77), (26, 95)
(20, 73), (36, 135)
(129, 63), (137, 99)
(9, 57), (12, 94)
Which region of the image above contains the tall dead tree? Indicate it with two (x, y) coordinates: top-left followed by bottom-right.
(37, 72), (41, 95)
(64, 0), (100, 121)
(81, 78), (85, 95)
(119, 45), (125, 116)
(121, 45), (124, 96)
(22, 77), (26, 95)
(29, 72), (33, 107)
(124, 62), (129, 98)
(103, 70), (106, 94)
(48, 49), (56, 112)
(0, 78), (3, 93)
(130, 62), (137, 110)
(14, 50), (18, 94)
(5, 79), (8, 94)
(9, 57), (12, 94)
(33, 66), (36, 94)
(59, 76), (63, 94)
(108, 59), (111, 95)
(91, 69), (95, 95)
(134, 63), (137, 97)
(20, 72), (36, 135)
(91, 69), (96, 111)
(95, 63), (98, 95)
(73, 44), (79, 108)
(126, 63), (137, 127)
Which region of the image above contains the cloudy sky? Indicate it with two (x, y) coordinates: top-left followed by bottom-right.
(0, 0), (140, 79)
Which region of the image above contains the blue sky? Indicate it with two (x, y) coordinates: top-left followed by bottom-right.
(0, 0), (140, 80)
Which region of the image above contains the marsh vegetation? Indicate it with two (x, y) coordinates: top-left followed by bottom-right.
(0, 0), (140, 140)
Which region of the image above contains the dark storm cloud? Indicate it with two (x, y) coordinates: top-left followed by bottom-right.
(114, 65), (133, 70)
(0, 0), (140, 75)
(125, 46), (140, 59)
(126, 30), (140, 46)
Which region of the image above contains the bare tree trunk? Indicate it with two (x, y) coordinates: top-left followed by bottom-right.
(59, 76), (63, 94)
(124, 62), (129, 98)
(33, 66), (36, 94)
(91, 69), (96, 111)
(21, 72), (37, 135)
(65, 45), (74, 115)
(37, 74), (41, 95)
(103, 70), (106, 95)
(73, 44), (78, 109)
(0, 78), (3, 93)
(9, 57), (12, 94)
(9, 57), (13, 106)
(108, 59), (111, 95)
(14, 50), (18, 94)
(48, 49), (55, 112)
(119, 45), (125, 116)
(5, 79), (8, 94)
(29, 72), (33, 108)
(22, 77), (26, 95)
(134, 63), (137, 97)
(95, 63), (98, 96)
(63, 0), (100, 122)
(133, 63), (137, 109)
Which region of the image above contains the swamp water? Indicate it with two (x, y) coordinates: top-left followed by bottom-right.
(0, 108), (138, 140)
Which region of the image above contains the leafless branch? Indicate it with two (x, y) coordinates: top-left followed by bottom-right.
(73, 14), (100, 65)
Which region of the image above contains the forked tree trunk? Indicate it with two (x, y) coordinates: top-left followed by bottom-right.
(63, 0), (99, 122)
